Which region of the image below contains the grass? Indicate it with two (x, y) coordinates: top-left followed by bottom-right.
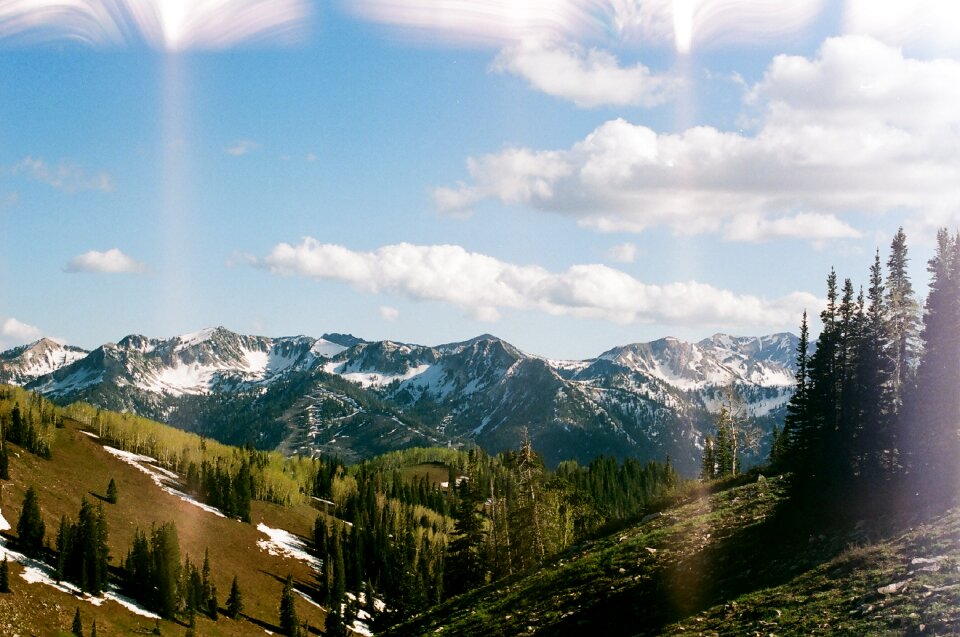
(0, 419), (330, 636)
(387, 475), (960, 636)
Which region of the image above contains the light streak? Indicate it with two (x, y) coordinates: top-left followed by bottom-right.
(0, 0), (310, 50)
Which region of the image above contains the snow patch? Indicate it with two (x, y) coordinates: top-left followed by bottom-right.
(330, 362), (433, 389)
(0, 513), (159, 619)
(256, 523), (321, 570)
(102, 446), (227, 518)
(311, 338), (347, 359)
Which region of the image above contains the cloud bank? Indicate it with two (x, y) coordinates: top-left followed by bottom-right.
(255, 238), (818, 328)
(436, 35), (960, 241)
(65, 249), (146, 274)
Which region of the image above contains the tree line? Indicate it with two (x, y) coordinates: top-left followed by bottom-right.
(766, 228), (959, 513)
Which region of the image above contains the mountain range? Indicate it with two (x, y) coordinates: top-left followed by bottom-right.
(0, 327), (801, 473)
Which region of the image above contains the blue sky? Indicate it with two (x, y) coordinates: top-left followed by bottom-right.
(1, 1), (957, 359)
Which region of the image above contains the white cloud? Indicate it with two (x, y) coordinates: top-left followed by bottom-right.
(437, 35), (960, 241)
(14, 157), (113, 193)
(379, 305), (400, 321)
(491, 40), (679, 108)
(607, 242), (639, 263)
(225, 140), (258, 156)
(255, 238), (818, 328)
(0, 0), (310, 51)
(844, 0), (960, 54)
(65, 249), (146, 274)
(722, 213), (861, 243)
(1, 317), (42, 345)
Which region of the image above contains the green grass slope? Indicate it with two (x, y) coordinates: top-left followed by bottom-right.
(0, 418), (329, 636)
(389, 476), (960, 636)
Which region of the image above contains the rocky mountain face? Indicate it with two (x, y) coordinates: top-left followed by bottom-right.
(0, 337), (88, 385)
(0, 328), (801, 474)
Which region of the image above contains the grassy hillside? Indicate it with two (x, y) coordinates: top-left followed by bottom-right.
(387, 475), (960, 636)
(0, 415), (329, 636)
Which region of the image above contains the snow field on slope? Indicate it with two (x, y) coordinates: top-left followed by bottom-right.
(0, 505), (160, 618)
(256, 523), (322, 571)
(102, 446), (226, 518)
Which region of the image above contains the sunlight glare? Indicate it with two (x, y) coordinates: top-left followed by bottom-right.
(673, 0), (694, 54)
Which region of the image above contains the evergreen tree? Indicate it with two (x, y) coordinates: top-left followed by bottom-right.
(0, 440), (9, 480)
(700, 437), (715, 480)
(0, 555), (9, 593)
(885, 227), (921, 412)
(904, 230), (960, 506)
(106, 478), (118, 504)
(16, 485), (45, 558)
(782, 310), (810, 471)
(124, 528), (152, 605)
(331, 526), (346, 613)
(152, 522), (182, 618)
(56, 515), (72, 582)
(713, 406), (734, 477)
(72, 607), (83, 637)
(444, 478), (487, 596)
(90, 620), (97, 637)
(208, 582), (219, 620)
(233, 461), (252, 523)
(226, 575), (243, 619)
(279, 574), (299, 637)
(857, 250), (894, 483)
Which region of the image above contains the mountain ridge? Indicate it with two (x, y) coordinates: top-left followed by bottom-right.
(1, 327), (801, 472)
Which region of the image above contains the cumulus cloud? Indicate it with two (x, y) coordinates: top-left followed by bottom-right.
(436, 35), (960, 241)
(1, 317), (42, 345)
(254, 238), (818, 328)
(225, 139), (259, 156)
(607, 242), (639, 263)
(844, 0), (960, 54)
(491, 40), (679, 108)
(379, 305), (400, 321)
(0, 0), (310, 50)
(14, 157), (113, 193)
(65, 248), (146, 274)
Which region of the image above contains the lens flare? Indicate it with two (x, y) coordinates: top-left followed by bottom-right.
(673, 0), (693, 54)
(0, 0), (311, 50)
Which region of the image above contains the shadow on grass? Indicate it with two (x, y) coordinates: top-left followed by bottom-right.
(539, 488), (889, 636)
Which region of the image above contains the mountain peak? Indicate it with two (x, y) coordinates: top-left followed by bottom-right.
(175, 326), (237, 348)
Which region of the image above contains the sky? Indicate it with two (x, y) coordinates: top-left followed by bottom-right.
(0, 0), (958, 360)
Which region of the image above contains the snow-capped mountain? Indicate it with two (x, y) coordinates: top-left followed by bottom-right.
(29, 327), (347, 399)
(0, 327), (801, 473)
(0, 338), (88, 385)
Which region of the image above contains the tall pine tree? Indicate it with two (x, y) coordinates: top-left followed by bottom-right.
(279, 574), (299, 637)
(16, 485), (45, 558)
(886, 227), (921, 412)
(904, 230), (960, 507)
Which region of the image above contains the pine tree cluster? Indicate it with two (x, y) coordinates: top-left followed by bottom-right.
(183, 458), (252, 522)
(773, 228), (960, 512)
(55, 498), (110, 595)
